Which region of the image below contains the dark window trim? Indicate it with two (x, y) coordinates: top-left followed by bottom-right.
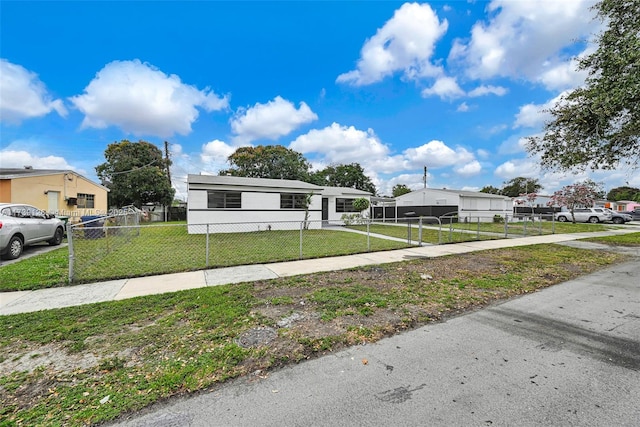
(336, 198), (358, 213)
(280, 193), (308, 209)
(207, 190), (242, 209)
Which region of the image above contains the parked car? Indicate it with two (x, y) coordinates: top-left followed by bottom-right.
(621, 208), (640, 221)
(0, 203), (65, 260)
(604, 209), (632, 224)
(554, 208), (612, 223)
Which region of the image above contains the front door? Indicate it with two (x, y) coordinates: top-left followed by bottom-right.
(48, 191), (59, 214)
(322, 198), (328, 221)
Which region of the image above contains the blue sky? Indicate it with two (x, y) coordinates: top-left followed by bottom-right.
(1, 0), (637, 200)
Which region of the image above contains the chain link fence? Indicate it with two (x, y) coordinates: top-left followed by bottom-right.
(67, 212), (558, 284)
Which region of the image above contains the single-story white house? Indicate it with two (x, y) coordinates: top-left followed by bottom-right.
(187, 175), (372, 233)
(188, 175), (322, 233)
(393, 188), (512, 222)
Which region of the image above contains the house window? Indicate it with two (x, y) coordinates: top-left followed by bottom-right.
(280, 193), (307, 209)
(336, 198), (357, 213)
(77, 193), (95, 208)
(208, 191), (241, 208)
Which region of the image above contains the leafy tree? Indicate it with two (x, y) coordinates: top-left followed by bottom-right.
(221, 145), (311, 181)
(480, 185), (501, 195)
(310, 163), (377, 194)
(527, 0), (640, 171)
(606, 186), (640, 201)
(500, 177), (542, 198)
(547, 180), (604, 223)
(96, 140), (174, 208)
(392, 184), (412, 197)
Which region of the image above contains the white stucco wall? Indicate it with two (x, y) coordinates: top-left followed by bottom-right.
(459, 196), (511, 222)
(187, 189), (322, 233)
(396, 190), (460, 206)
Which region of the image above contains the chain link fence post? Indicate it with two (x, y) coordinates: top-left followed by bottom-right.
(205, 223), (210, 268)
(299, 221), (304, 259)
(67, 222), (75, 283)
(366, 220), (371, 251)
(504, 214), (509, 238)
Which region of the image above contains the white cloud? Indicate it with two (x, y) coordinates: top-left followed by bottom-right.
(0, 59), (67, 124)
(421, 76), (465, 100)
(290, 122), (391, 167)
(457, 102), (470, 112)
(494, 158), (540, 180)
(0, 149), (75, 170)
(70, 59), (228, 137)
(454, 160), (482, 176)
(402, 140), (475, 169)
(291, 123), (480, 192)
(476, 149), (490, 159)
(200, 139), (236, 165)
(230, 96), (318, 144)
(337, 2), (448, 85)
(421, 80), (507, 101)
(450, 0), (599, 83)
(514, 91), (568, 128)
(468, 84), (507, 97)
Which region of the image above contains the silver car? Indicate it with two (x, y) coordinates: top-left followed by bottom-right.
(0, 203), (65, 260)
(554, 207), (612, 223)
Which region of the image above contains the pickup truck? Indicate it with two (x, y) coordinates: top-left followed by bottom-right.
(554, 208), (612, 223)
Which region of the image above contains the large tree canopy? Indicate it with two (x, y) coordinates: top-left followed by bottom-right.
(310, 163), (377, 195)
(499, 177), (543, 198)
(392, 184), (412, 197)
(220, 145), (311, 181)
(96, 140), (174, 208)
(606, 186), (640, 201)
(527, 0), (640, 171)
(479, 185), (501, 195)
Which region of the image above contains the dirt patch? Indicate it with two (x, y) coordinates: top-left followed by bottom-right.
(0, 342), (98, 375)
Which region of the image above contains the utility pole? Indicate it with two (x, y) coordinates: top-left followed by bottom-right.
(423, 166), (427, 188)
(164, 141), (171, 222)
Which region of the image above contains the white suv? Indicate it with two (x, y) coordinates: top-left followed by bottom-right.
(555, 208), (612, 224)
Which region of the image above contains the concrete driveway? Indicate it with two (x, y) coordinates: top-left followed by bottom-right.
(112, 257), (640, 427)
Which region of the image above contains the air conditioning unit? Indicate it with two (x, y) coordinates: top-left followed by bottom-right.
(66, 197), (77, 206)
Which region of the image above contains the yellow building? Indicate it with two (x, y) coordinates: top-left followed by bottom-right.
(0, 168), (109, 223)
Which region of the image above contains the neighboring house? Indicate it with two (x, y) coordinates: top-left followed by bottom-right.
(603, 200), (640, 212)
(320, 186), (372, 222)
(187, 175), (324, 233)
(0, 168), (109, 222)
(386, 188), (512, 222)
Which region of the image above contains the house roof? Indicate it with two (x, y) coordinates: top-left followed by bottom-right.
(0, 168), (109, 191)
(396, 187), (511, 201)
(188, 174), (323, 191)
(321, 186), (371, 197)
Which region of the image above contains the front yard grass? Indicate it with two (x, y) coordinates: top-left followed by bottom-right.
(0, 225), (408, 292)
(0, 242), (632, 426)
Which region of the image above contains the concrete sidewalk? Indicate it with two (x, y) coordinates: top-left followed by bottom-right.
(1, 230), (637, 316)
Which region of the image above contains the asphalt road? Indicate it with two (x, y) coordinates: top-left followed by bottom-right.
(111, 255), (640, 427)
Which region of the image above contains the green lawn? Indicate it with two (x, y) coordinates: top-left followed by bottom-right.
(349, 223), (500, 244)
(351, 220), (620, 244)
(0, 224), (408, 291)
